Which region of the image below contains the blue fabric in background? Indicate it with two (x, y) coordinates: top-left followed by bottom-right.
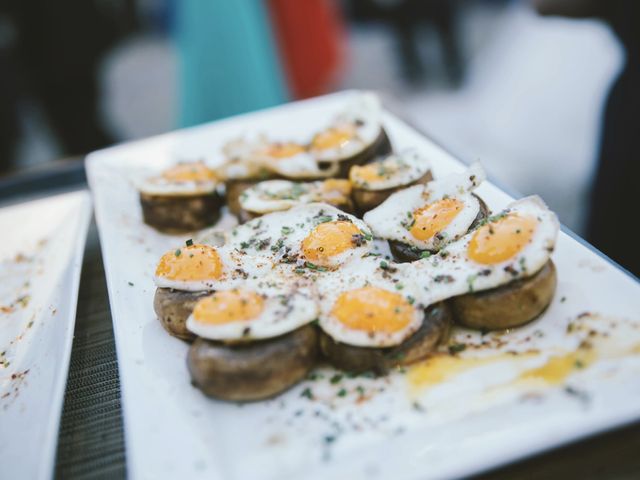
(175, 0), (289, 127)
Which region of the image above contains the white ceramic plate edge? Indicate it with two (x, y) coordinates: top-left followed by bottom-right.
(41, 191), (93, 480)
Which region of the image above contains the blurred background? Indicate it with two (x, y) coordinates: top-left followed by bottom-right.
(0, 0), (637, 275)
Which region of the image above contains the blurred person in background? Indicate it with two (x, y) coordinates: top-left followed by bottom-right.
(175, 0), (344, 127)
(534, 0), (639, 277)
(0, 0), (135, 174)
(344, 0), (464, 85)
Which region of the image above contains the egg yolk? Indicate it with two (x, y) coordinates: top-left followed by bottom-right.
(302, 221), (362, 267)
(410, 198), (464, 241)
(192, 289), (264, 324)
(155, 244), (223, 281)
(468, 214), (537, 264)
(349, 161), (397, 184)
(322, 178), (352, 196)
(311, 126), (356, 151)
(162, 163), (216, 183)
(332, 286), (414, 334)
(265, 142), (305, 159)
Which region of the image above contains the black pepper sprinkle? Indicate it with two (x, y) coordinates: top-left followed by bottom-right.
(351, 234), (366, 247)
(504, 265), (518, 276)
(434, 275), (454, 284)
(564, 385), (591, 404)
(256, 238), (271, 250)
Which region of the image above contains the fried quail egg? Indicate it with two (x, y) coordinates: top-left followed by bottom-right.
(137, 161), (218, 196)
(407, 195), (560, 302)
(217, 135), (274, 181)
(185, 276), (318, 341)
(259, 144), (339, 179)
(309, 93), (384, 163)
(225, 203), (373, 268)
(316, 256), (425, 347)
(349, 149), (431, 191)
(153, 243), (270, 292)
(219, 135), (340, 180)
(217, 93), (387, 180)
(364, 163), (486, 251)
(239, 179), (352, 215)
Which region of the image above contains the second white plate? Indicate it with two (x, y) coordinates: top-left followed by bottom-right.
(0, 191), (92, 480)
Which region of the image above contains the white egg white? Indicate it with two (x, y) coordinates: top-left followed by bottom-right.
(350, 149), (431, 191)
(153, 246), (272, 292)
(310, 92), (383, 163)
(239, 179), (349, 214)
(137, 164), (219, 196)
(217, 135), (275, 181)
(240, 179), (310, 214)
(186, 275), (318, 341)
(264, 151), (340, 179)
(363, 163), (487, 251)
(221, 136), (343, 180)
(316, 256), (425, 347)
(224, 203), (374, 268)
(406, 195), (560, 305)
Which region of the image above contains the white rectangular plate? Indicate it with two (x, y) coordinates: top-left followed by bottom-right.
(0, 190), (92, 480)
(87, 91), (640, 480)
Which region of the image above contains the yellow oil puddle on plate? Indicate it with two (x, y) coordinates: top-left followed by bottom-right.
(408, 328), (640, 396)
(407, 352), (535, 394)
(515, 348), (597, 386)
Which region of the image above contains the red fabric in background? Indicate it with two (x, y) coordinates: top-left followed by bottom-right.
(267, 0), (346, 99)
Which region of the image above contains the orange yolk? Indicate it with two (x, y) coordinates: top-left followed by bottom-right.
(332, 286), (414, 334)
(410, 198), (464, 241)
(162, 163), (216, 183)
(349, 162), (396, 184)
(265, 142), (305, 159)
(311, 126), (356, 150)
(301, 221), (362, 267)
(322, 178), (352, 196)
(193, 290), (264, 324)
(155, 244), (223, 281)
(468, 214), (537, 264)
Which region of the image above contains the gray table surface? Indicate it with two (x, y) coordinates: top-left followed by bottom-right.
(54, 225), (126, 479)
